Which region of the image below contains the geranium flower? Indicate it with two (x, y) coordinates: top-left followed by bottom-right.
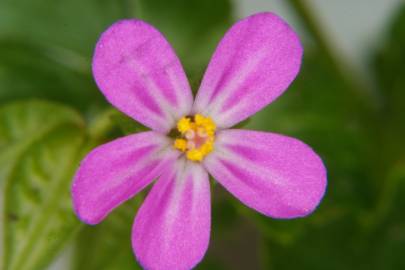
(72, 12), (327, 270)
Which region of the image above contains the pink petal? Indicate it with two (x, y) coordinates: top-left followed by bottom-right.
(132, 159), (210, 270)
(193, 12), (303, 128)
(93, 20), (193, 133)
(72, 131), (179, 224)
(204, 129), (326, 218)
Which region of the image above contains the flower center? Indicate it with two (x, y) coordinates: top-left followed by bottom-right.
(173, 114), (216, 162)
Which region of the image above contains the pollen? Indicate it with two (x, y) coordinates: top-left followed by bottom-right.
(173, 114), (216, 162)
(177, 117), (192, 133)
(174, 139), (187, 152)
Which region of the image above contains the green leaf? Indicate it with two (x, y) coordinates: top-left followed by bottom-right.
(0, 0), (129, 58)
(109, 110), (148, 135)
(0, 0), (130, 110)
(0, 100), (84, 182)
(370, 163), (405, 270)
(0, 100), (87, 270)
(261, 163), (405, 270)
(136, 0), (234, 90)
(0, 39), (103, 111)
(73, 197), (143, 270)
(0, 0), (233, 107)
(262, 215), (364, 270)
(373, 4), (405, 165)
(374, 4), (405, 109)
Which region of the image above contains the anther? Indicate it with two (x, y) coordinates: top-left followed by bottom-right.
(173, 114), (216, 162)
(185, 130), (195, 140)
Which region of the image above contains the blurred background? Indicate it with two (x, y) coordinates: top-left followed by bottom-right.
(1, 0), (405, 269)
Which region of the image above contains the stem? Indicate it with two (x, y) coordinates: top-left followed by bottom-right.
(362, 162), (405, 233)
(287, 0), (338, 67)
(285, 0), (374, 103)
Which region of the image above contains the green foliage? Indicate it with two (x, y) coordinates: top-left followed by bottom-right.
(73, 197), (143, 270)
(136, 0), (233, 90)
(0, 100), (84, 184)
(0, 0), (234, 268)
(0, 0), (129, 110)
(0, 0), (404, 269)
(109, 110), (149, 135)
(241, 4), (405, 270)
(0, 40), (101, 111)
(0, 101), (86, 270)
(0, 0), (128, 57)
(373, 5), (405, 165)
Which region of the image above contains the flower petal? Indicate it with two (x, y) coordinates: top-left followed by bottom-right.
(133, 159), (210, 270)
(93, 20), (193, 133)
(72, 131), (178, 224)
(204, 129), (326, 218)
(193, 12), (303, 128)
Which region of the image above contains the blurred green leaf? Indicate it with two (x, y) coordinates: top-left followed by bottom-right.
(262, 163), (405, 270)
(0, 100), (86, 270)
(0, 100), (84, 183)
(374, 4), (405, 109)
(0, 0), (129, 57)
(373, 4), (405, 165)
(0, 0), (131, 110)
(110, 110), (148, 135)
(195, 188), (259, 270)
(0, 40), (103, 111)
(0, 0), (234, 109)
(262, 215), (364, 270)
(367, 5), (405, 262)
(370, 163), (405, 270)
(73, 196), (143, 270)
(136, 0), (234, 89)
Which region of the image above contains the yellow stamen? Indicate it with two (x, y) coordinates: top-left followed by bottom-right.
(197, 127), (206, 137)
(185, 130), (195, 140)
(177, 117), (191, 134)
(173, 114), (216, 162)
(174, 139), (187, 152)
(186, 149), (204, 161)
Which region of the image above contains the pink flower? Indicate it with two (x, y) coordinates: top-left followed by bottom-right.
(72, 12), (327, 270)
